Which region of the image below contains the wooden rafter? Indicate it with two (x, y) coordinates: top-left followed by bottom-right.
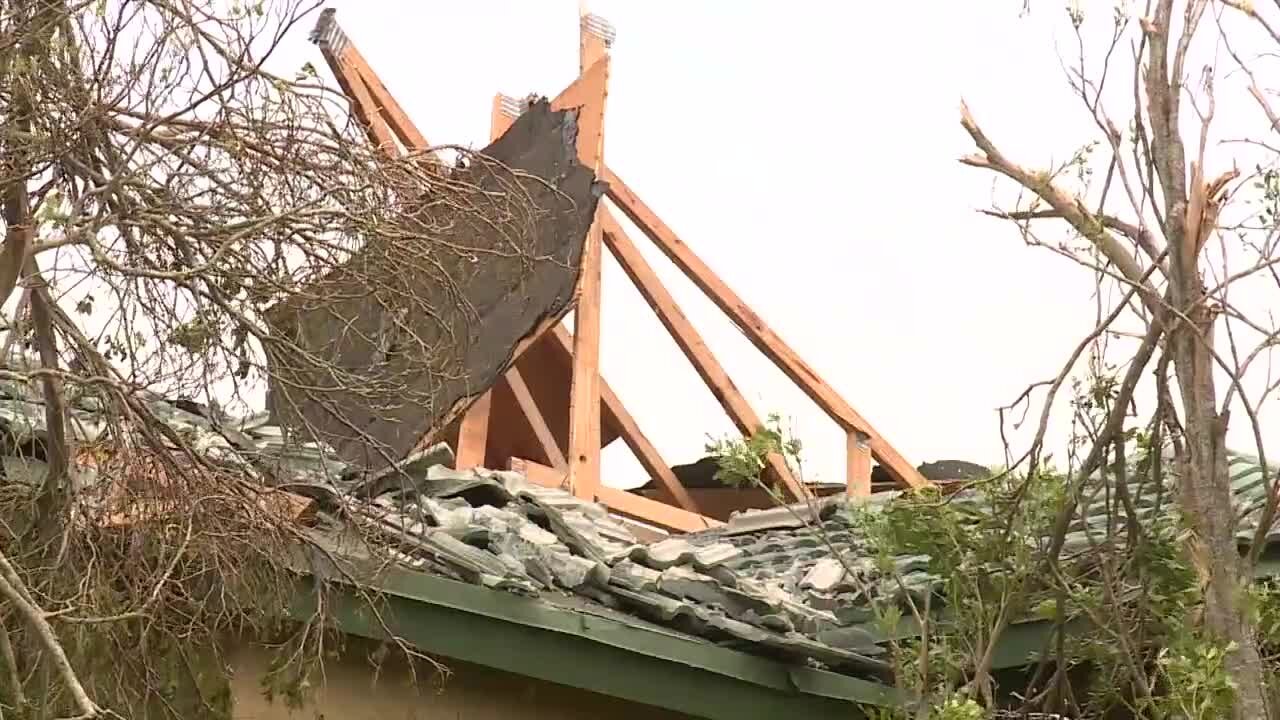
(310, 9), (429, 154)
(549, 326), (700, 513)
(602, 167), (930, 491)
(455, 388), (492, 470)
(490, 93), (518, 139)
(312, 9), (706, 522)
(512, 457), (719, 534)
(549, 57), (610, 176)
(598, 210), (807, 501)
(506, 365), (567, 471)
(342, 43), (428, 152)
(507, 457), (566, 491)
(580, 12), (613, 71)
(596, 486), (718, 534)
(552, 43), (610, 500)
(847, 432), (872, 497)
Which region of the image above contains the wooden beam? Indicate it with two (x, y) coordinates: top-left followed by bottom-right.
(566, 220), (603, 500)
(102, 490), (316, 529)
(602, 167), (929, 490)
(550, 56), (609, 169)
(511, 457), (718, 533)
(549, 326), (702, 513)
(490, 94), (519, 140)
(598, 210), (808, 502)
(578, 12), (614, 72)
(552, 47), (610, 501)
(455, 390), (493, 470)
(596, 486), (721, 534)
(637, 485), (848, 522)
(483, 335), (620, 462)
(506, 365), (567, 470)
(479, 60), (679, 504)
(259, 489), (319, 524)
(509, 457), (566, 490)
(847, 431), (871, 497)
(612, 517), (669, 543)
(310, 11), (401, 154)
(331, 56), (399, 153)
(345, 42), (430, 152)
(311, 9), (429, 153)
(509, 458), (706, 537)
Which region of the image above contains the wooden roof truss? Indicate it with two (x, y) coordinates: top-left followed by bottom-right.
(308, 7), (930, 535)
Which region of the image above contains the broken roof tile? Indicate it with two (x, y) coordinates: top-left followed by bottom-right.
(609, 559), (662, 592)
(4, 373), (1277, 686)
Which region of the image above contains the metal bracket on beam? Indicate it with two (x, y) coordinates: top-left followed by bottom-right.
(308, 8), (349, 55)
(580, 13), (616, 47)
(497, 94), (529, 120)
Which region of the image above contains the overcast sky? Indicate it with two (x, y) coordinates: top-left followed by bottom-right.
(271, 0), (1278, 488)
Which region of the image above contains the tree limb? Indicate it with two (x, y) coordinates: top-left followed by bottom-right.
(959, 101), (1164, 315)
(0, 549), (98, 719)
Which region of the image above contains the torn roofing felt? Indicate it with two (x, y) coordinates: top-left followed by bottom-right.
(264, 99), (603, 469)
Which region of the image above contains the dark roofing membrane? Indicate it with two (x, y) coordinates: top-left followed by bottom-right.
(264, 99), (602, 470)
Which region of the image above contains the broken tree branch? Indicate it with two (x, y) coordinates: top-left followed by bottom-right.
(0, 548), (99, 719)
(959, 102), (1164, 314)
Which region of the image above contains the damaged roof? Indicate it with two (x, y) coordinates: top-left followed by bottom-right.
(2, 365), (1278, 701)
(329, 449), (1280, 679)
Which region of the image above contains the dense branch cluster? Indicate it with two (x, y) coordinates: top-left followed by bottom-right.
(0, 1), (554, 718)
(918, 1), (1280, 717)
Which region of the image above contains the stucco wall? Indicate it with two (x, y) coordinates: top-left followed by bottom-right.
(228, 637), (695, 720)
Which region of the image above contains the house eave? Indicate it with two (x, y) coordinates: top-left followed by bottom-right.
(289, 546), (907, 719)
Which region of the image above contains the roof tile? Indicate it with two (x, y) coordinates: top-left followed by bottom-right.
(2, 372), (1276, 683)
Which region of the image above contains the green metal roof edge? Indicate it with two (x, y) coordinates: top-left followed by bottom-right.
(291, 549), (907, 719)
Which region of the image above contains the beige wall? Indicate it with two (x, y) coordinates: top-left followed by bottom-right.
(229, 636), (696, 720)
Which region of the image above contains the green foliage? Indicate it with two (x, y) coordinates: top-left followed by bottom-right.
(847, 467), (1064, 705)
(1252, 167), (1280, 229)
(704, 412), (802, 491)
(846, 436), (1242, 718)
(861, 693), (986, 720)
(1151, 639), (1240, 720)
(703, 393), (1263, 718)
(936, 695), (987, 720)
(1249, 580), (1280, 643)
(167, 313), (223, 353)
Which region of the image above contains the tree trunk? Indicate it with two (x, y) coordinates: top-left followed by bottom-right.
(1171, 299), (1271, 719)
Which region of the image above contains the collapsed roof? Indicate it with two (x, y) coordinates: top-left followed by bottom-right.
(3, 373), (1276, 693)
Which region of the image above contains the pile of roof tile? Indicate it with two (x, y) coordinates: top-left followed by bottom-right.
(1, 351), (1276, 681)
(332, 461), (902, 674)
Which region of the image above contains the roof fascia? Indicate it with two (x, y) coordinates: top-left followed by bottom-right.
(290, 548), (906, 717)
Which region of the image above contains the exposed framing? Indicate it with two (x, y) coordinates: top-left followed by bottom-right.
(308, 7), (930, 534)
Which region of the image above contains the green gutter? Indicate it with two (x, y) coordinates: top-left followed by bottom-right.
(292, 554), (905, 720)
(295, 528), (1280, 713)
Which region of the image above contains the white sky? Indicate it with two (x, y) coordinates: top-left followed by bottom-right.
(258, 0), (1277, 488)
